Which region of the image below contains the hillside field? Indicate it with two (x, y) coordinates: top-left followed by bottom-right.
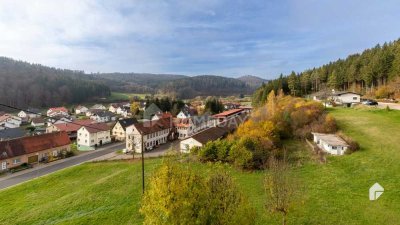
(0, 107), (400, 224)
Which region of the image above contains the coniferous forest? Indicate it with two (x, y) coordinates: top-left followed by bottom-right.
(253, 39), (400, 106)
(0, 57), (111, 108)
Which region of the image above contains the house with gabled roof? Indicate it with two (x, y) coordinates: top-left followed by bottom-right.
(90, 110), (116, 123)
(46, 119), (95, 140)
(112, 118), (138, 141)
(179, 127), (228, 153)
(47, 107), (69, 117)
(91, 104), (106, 110)
(77, 123), (111, 150)
(18, 108), (41, 119)
(75, 105), (89, 115)
(125, 118), (173, 153)
(0, 132), (71, 170)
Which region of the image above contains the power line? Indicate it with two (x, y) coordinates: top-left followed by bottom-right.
(0, 103), (111, 132)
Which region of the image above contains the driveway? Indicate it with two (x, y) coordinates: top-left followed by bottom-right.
(377, 102), (400, 110)
(0, 142), (125, 190)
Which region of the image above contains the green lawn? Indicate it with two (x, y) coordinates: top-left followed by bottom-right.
(107, 92), (151, 101)
(1, 107), (400, 224)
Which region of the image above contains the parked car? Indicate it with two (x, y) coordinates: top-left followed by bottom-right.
(362, 99), (378, 105)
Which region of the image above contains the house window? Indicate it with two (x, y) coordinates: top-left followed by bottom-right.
(353, 97), (358, 100)
(332, 146), (337, 150)
(13, 158), (21, 164)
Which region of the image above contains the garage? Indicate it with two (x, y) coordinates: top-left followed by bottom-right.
(28, 155), (38, 164)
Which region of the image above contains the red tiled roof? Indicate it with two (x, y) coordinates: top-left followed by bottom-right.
(49, 107), (68, 112)
(0, 132), (71, 160)
(54, 119), (95, 132)
(213, 108), (244, 118)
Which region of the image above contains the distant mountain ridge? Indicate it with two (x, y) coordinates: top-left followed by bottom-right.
(0, 57), (267, 107)
(237, 75), (268, 88)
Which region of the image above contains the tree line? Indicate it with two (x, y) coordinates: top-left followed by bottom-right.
(0, 57), (110, 108)
(253, 38), (400, 106)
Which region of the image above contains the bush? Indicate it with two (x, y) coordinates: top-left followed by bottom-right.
(140, 160), (255, 225)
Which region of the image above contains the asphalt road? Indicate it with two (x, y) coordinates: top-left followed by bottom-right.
(0, 142), (125, 190)
(377, 102), (400, 110)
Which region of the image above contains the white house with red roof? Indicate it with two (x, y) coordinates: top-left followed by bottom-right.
(47, 107), (69, 117)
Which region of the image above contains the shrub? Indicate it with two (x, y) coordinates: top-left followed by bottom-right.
(140, 160), (255, 225)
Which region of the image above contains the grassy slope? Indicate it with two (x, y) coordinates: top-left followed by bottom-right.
(0, 108), (400, 224)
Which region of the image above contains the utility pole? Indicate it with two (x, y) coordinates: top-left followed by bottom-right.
(141, 132), (145, 194)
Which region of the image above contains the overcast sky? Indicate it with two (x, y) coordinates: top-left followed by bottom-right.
(0, 0), (399, 79)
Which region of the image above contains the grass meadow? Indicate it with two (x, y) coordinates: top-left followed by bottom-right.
(1, 107), (400, 224)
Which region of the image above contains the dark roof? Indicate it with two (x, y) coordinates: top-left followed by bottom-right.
(189, 127), (228, 145)
(0, 128), (26, 141)
(116, 118), (138, 130)
(94, 111), (115, 117)
(0, 132), (71, 160)
(81, 123), (111, 133)
(135, 118), (172, 135)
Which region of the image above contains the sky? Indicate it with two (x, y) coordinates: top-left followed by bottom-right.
(0, 0), (399, 79)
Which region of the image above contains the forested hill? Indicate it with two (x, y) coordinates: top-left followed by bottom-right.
(95, 73), (260, 98)
(237, 75), (268, 88)
(159, 75), (252, 98)
(0, 57), (110, 108)
(253, 38), (400, 106)
(92, 73), (187, 93)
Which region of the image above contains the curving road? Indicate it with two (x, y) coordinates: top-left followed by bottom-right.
(0, 142), (125, 190)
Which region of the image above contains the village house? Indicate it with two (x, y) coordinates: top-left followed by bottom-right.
(18, 108), (41, 119)
(213, 108), (245, 123)
(47, 107), (69, 117)
(0, 132), (71, 171)
(75, 105), (89, 115)
(31, 118), (45, 127)
(85, 109), (102, 117)
(312, 133), (349, 155)
(46, 115), (73, 126)
(46, 119), (95, 140)
(77, 123), (111, 150)
(311, 91), (361, 107)
(109, 103), (130, 114)
(125, 118), (173, 153)
(90, 110), (116, 123)
(112, 118), (138, 141)
(91, 104), (106, 110)
(180, 127), (228, 153)
(177, 106), (198, 119)
(0, 114), (22, 129)
(180, 113), (249, 153)
(151, 112), (172, 121)
(174, 114), (214, 139)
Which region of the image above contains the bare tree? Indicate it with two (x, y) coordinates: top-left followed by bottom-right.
(264, 157), (298, 225)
